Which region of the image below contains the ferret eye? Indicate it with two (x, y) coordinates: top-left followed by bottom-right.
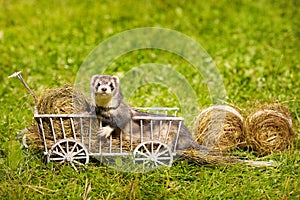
(109, 82), (114, 90)
(97, 83), (101, 87)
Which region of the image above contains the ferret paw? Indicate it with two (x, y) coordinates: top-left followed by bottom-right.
(82, 111), (92, 116)
(98, 126), (114, 138)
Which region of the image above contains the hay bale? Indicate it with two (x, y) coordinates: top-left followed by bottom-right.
(194, 105), (245, 152)
(37, 84), (90, 114)
(26, 84), (95, 149)
(245, 103), (294, 156)
(37, 84), (93, 147)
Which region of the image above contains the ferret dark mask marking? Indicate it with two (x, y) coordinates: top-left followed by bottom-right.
(90, 75), (122, 109)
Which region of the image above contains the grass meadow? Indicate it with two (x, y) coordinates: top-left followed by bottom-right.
(0, 0), (299, 199)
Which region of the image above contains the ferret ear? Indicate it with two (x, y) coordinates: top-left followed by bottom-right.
(112, 76), (120, 84)
(91, 75), (100, 87)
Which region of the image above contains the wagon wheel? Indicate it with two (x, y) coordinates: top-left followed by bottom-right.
(47, 139), (89, 169)
(133, 140), (173, 168)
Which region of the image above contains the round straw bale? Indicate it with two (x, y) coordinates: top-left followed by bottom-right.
(245, 103), (294, 156)
(194, 105), (245, 152)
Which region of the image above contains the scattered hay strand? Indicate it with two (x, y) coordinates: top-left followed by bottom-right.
(179, 149), (239, 165)
(179, 149), (278, 167)
(245, 103), (294, 156)
(194, 105), (245, 152)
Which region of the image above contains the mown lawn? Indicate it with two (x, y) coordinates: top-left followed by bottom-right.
(0, 0), (299, 199)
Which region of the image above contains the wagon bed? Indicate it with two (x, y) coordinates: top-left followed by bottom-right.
(34, 107), (184, 170)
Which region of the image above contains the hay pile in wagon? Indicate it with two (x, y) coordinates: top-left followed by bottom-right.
(31, 84), (93, 148)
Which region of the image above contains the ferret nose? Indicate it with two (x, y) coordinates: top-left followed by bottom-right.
(101, 88), (107, 92)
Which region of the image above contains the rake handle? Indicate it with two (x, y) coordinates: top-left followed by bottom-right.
(8, 71), (38, 104)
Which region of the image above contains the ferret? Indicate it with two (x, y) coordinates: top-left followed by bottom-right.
(90, 75), (131, 138)
(90, 75), (209, 151)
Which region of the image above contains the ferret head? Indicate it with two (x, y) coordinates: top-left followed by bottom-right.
(90, 75), (121, 107)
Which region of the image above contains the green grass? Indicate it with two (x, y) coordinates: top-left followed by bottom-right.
(0, 0), (299, 199)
